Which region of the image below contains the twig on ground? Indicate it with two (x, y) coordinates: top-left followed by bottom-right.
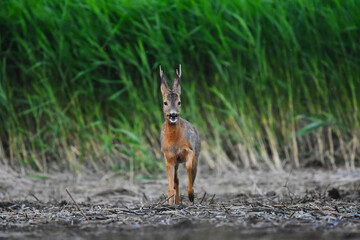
(335, 205), (340, 213)
(118, 200), (129, 209)
(65, 188), (89, 221)
(59, 203), (68, 212)
(273, 204), (287, 208)
(59, 200), (69, 212)
(154, 194), (166, 206)
(309, 202), (341, 215)
(199, 192), (207, 205)
(142, 192), (149, 202)
(222, 204), (230, 214)
(289, 211), (296, 218)
(122, 209), (145, 215)
(208, 194), (216, 204)
(30, 193), (40, 202)
(309, 202), (321, 211)
(159, 194), (174, 206)
(312, 210), (343, 216)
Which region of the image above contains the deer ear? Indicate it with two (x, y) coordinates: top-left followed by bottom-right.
(161, 82), (169, 95)
(172, 79), (181, 95)
(160, 65), (169, 95)
(172, 64), (181, 95)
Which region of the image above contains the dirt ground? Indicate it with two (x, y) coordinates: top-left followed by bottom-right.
(0, 165), (360, 240)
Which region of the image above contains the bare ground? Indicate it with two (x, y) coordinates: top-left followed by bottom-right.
(0, 165), (360, 239)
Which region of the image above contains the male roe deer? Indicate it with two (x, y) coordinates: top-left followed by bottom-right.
(159, 64), (201, 205)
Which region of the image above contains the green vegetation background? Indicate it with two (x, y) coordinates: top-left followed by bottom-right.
(1, 0), (359, 174)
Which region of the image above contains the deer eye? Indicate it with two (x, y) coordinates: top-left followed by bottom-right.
(164, 102), (168, 106)
(178, 101), (181, 106)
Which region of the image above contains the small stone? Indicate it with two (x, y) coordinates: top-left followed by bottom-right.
(328, 188), (340, 199)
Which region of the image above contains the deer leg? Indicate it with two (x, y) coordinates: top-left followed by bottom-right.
(174, 164), (180, 204)
(185, 150), (197, 204)
(166, 163), (175, 205)
(165, 152), (176, 205)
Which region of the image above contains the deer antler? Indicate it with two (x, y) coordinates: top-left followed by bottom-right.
(159, 65), (164, 79)
(160, 65), (169, 94)
(176, 64), (181, 79)
(172, 64), (181, 94)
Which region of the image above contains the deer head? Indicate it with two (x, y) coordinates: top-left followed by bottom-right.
(160, 64), (182, 125)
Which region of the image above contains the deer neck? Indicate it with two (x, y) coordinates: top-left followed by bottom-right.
(164, 120), (182, 140)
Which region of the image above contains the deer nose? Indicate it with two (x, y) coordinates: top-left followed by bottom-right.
(169, 112), (178, 118)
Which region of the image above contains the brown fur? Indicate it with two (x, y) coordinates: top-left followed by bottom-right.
(159, 64), (200, 205)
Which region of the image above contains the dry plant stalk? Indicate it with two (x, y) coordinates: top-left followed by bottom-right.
(350, 135), (358, 169)
(291, 129), (300, 168)
(257, 135), (275, 171)
(265, 125), (281, 169)
(237, 143), (250, 169)
(338, 132), (350, 169)
(328, 128), (336, 169)
(65, 188), (89, 221)
(316, 130), (324, 166)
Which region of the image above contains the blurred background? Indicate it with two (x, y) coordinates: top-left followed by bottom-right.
(0, 0), (359, 176)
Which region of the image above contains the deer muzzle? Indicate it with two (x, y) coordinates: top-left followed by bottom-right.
(169, 112), (178, 124)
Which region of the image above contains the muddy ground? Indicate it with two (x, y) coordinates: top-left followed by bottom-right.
(0, 165), (359, 239)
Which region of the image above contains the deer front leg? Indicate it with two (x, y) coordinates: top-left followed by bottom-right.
(185, 149), (197, 204)
(164, 152), (176, 205)
(174, 164), (180, 204)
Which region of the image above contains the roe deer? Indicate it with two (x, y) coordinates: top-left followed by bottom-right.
(159, 64), (201, 205)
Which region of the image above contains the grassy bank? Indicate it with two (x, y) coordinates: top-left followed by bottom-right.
(0, 0), (359, 174)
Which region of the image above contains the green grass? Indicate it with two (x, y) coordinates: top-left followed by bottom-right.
(0, 0), (359, 174)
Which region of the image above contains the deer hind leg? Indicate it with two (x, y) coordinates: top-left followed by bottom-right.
(185, 149), (197, 204)
(165, 152), (176, 205)
(174, 164), (180, 204)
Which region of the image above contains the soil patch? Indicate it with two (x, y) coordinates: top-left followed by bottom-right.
(1, 166), (359, 239)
